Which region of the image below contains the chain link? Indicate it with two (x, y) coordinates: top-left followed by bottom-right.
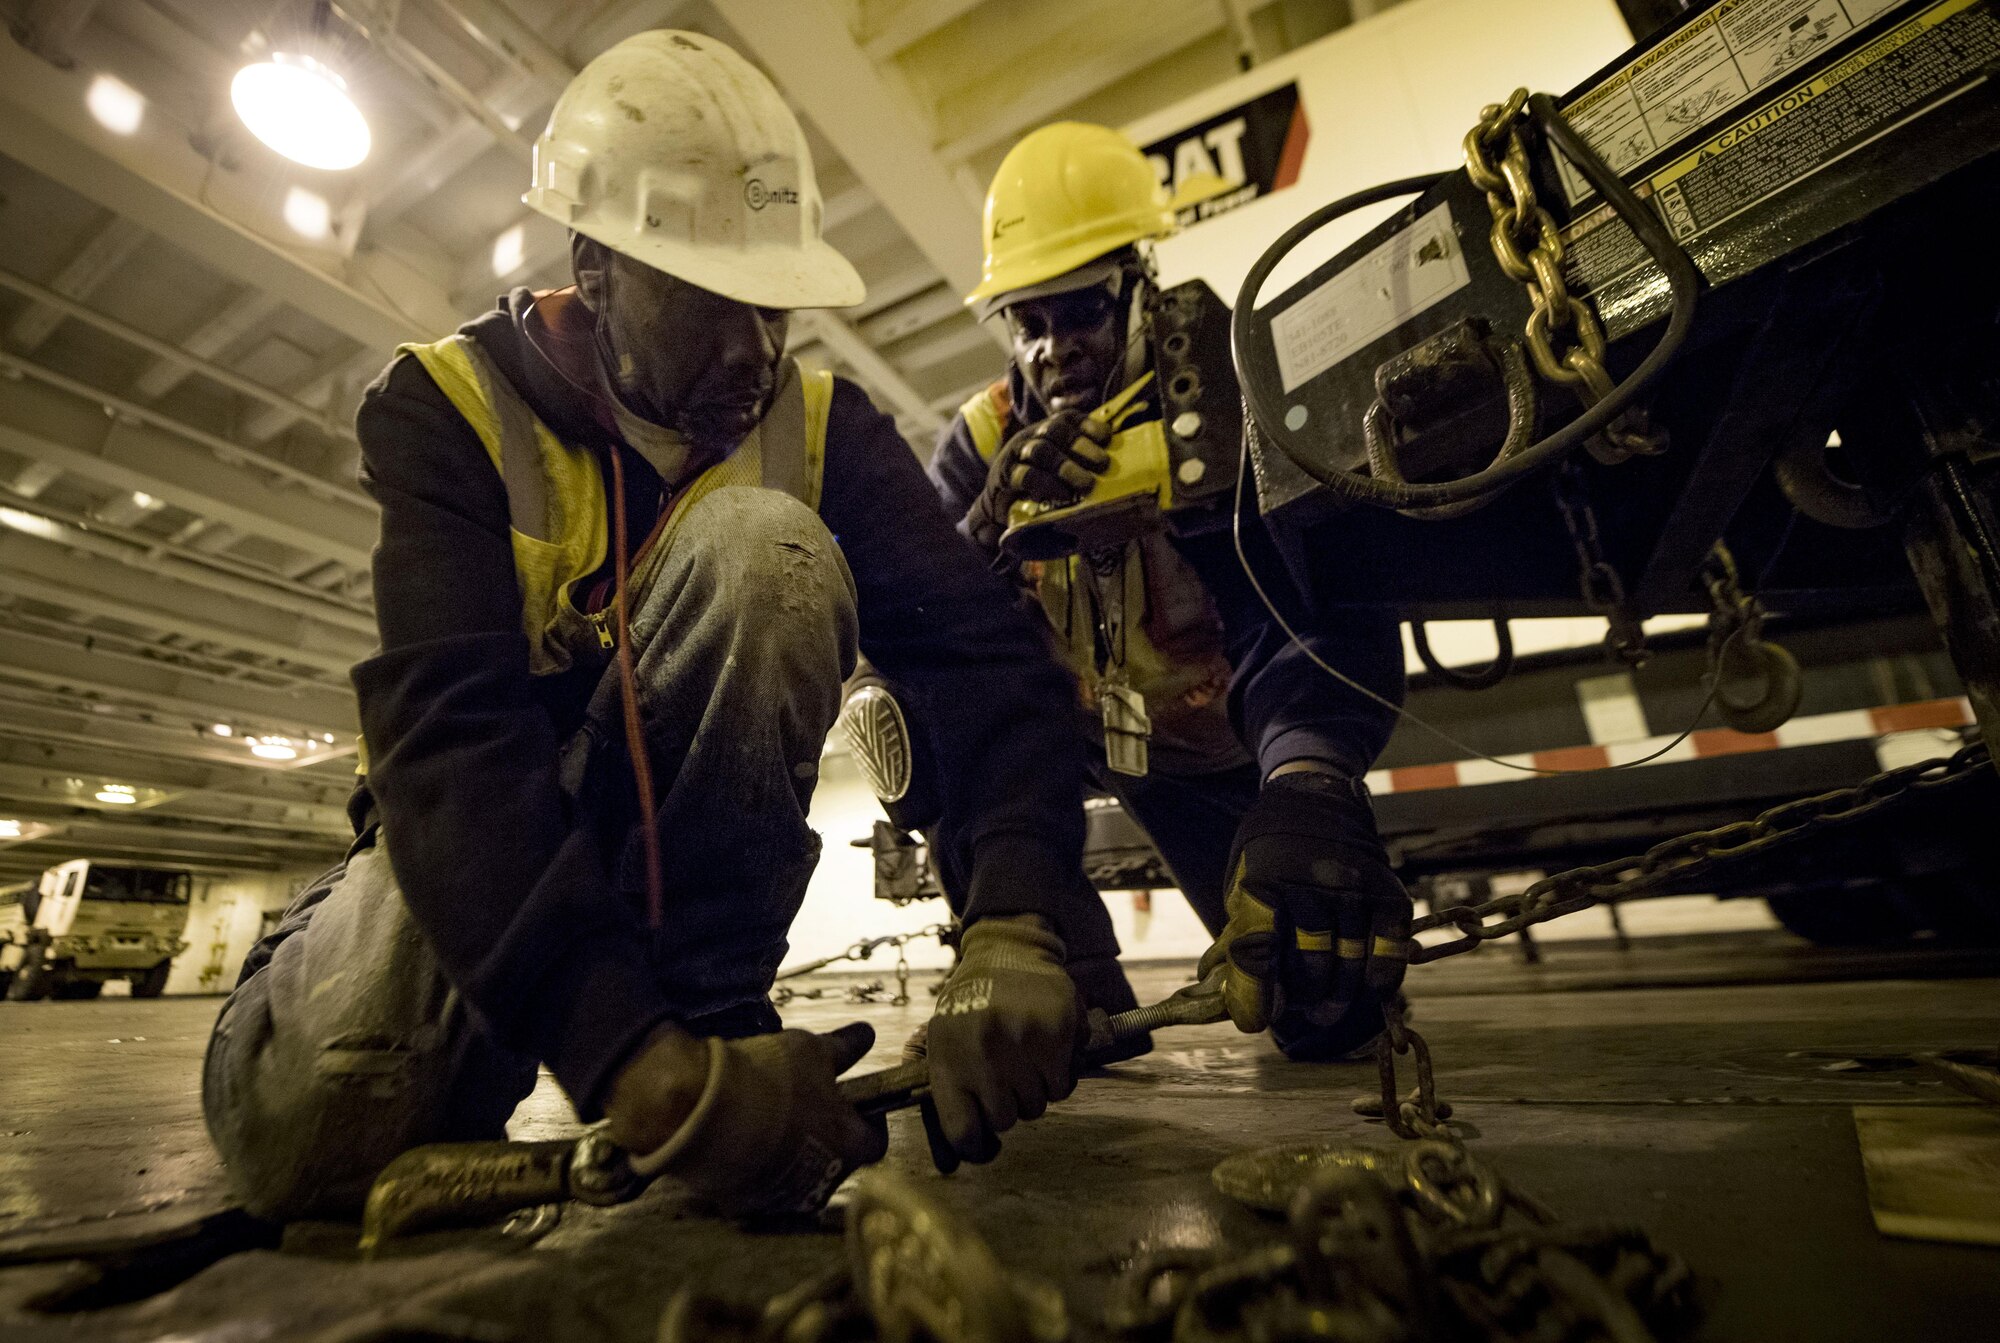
(1466, 91), (1664, 463)
(1701, 542), (1761, 656)
(1112, 1122), (1695, 1341)
(771, 925), (951, 1006)
(1551, 462), (1651, 665)
(1405, 742), (1992, 965)
(662, 1172), (1066, 1343)
(1318, 746), (1988, 1335)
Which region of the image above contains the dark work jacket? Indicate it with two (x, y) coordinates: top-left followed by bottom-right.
(351, 290), (1086, 1116)
(927, 362), (1405, 782)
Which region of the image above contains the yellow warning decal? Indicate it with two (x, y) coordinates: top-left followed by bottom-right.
(1651, 0), (1979, 192)
(1631, 4), (1729, 77)
(1564, 68), (1633, 122)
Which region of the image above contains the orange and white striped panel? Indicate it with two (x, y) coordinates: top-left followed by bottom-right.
(1363, 697), (1976, 796)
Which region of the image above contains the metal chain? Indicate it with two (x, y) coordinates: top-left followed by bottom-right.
(1405, 742), (1992, 965)
(772, 924), (951, 982)
(661, 1172), (1066, 1343)
(770, 926), (951, 1006)
(1332, 743), (1989, 1335)
(1466, 91), (1663, 463)
(1551, 462), (1650, 664)
(1700, 542), (1762, 655)
(1111, 1122), (1695, 1341)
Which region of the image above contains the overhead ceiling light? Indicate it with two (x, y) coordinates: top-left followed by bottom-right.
(87, 74), (147, 135)
(94, 784), (139, 805)
(0, 819), (21, 838)
(491, 223), (526, 278)
(282, 185), (332, 240)
(0, 506), (61, 540)
(250, 736), (299, 761)
(231, 53), (371, 170)
(211, 723), (234, 738)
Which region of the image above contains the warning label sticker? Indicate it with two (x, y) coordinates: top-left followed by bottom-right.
(1559, 0), (1997, 312)
(1555, 0), (1926, 203)
(1270, 204), (1468, 394)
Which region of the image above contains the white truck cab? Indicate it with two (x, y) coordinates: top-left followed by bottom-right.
(1, 860), (192, 1001)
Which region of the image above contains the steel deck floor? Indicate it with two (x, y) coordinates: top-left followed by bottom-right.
(2, 933), (1996, 1341)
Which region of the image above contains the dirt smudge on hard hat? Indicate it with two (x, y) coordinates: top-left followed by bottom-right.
(617, 101), (645, 123)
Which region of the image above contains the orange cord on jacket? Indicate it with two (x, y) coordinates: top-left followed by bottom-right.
(608, 446), (667, 929)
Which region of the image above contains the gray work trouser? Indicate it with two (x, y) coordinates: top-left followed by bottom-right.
(203, 487), (858, 1219)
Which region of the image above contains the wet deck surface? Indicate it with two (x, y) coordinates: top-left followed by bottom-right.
(2, 931), (1997, 1340)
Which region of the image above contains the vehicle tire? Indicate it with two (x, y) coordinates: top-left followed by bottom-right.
(6, 951), (51, 1001)
(131, 961), (172, 998)
(51, 976), (103, 1000)
(1891, 870), (2000, 945)
(1766, 883), (1918, 946)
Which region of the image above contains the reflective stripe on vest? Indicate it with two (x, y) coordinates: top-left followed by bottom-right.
(400, 333), (830, 676)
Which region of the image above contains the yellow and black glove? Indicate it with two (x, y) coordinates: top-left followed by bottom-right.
(1198, 773), (1411, 1060)
(922, 914), (1080, 1170)
(608, 1021), (887, 1218)
(963, 410), (1112, 550)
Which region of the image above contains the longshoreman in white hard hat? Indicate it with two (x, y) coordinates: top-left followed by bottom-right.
(203, 31), (1091, 1221)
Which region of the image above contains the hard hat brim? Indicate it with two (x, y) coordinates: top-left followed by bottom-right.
(534, 195), (868, 310)
(968, 251), (1127, 322)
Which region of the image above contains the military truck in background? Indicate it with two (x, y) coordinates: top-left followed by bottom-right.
(0, 860), (192, 1001)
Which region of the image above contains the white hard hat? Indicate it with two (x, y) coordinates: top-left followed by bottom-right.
(524, 30), (865, 310)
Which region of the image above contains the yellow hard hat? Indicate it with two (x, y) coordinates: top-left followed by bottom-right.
(966, 122), (1175, 316)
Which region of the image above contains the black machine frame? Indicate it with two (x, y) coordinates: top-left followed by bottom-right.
(1229, 0), (2000, 752)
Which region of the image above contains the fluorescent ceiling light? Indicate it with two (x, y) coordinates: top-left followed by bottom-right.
(231, 54), (371, 170)
(94, 784), (139, 805)
(250, 736), (299, 760)
(282, 185), (332, 240)
(87, 74), (146, 135)
(0, 819), (20, 838)
(211, 724), (234, 737)
(491, 223), (525, 278)
(0, 506), (61, 540)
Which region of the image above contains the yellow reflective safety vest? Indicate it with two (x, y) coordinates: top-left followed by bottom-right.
(962, 382), (1240, 761)
(399, 333), (832, 677)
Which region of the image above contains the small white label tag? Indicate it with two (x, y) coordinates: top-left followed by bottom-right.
(1268, 202), (1469, 393)
(1101, 682), (1152, 778)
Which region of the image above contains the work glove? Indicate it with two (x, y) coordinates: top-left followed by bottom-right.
(605, 1021), (887, 1218)
(1197, 772), (1412, 1060)
(923, 914), (1080, 1170)
(963, 410), (1112, 551)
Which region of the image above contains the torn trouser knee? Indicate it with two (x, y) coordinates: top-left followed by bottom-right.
(201, 840), (537, 1220)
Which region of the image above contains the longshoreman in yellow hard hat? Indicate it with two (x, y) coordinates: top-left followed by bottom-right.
(928, 121), (1415, 1061)
(202, 32), (1092, 1222)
